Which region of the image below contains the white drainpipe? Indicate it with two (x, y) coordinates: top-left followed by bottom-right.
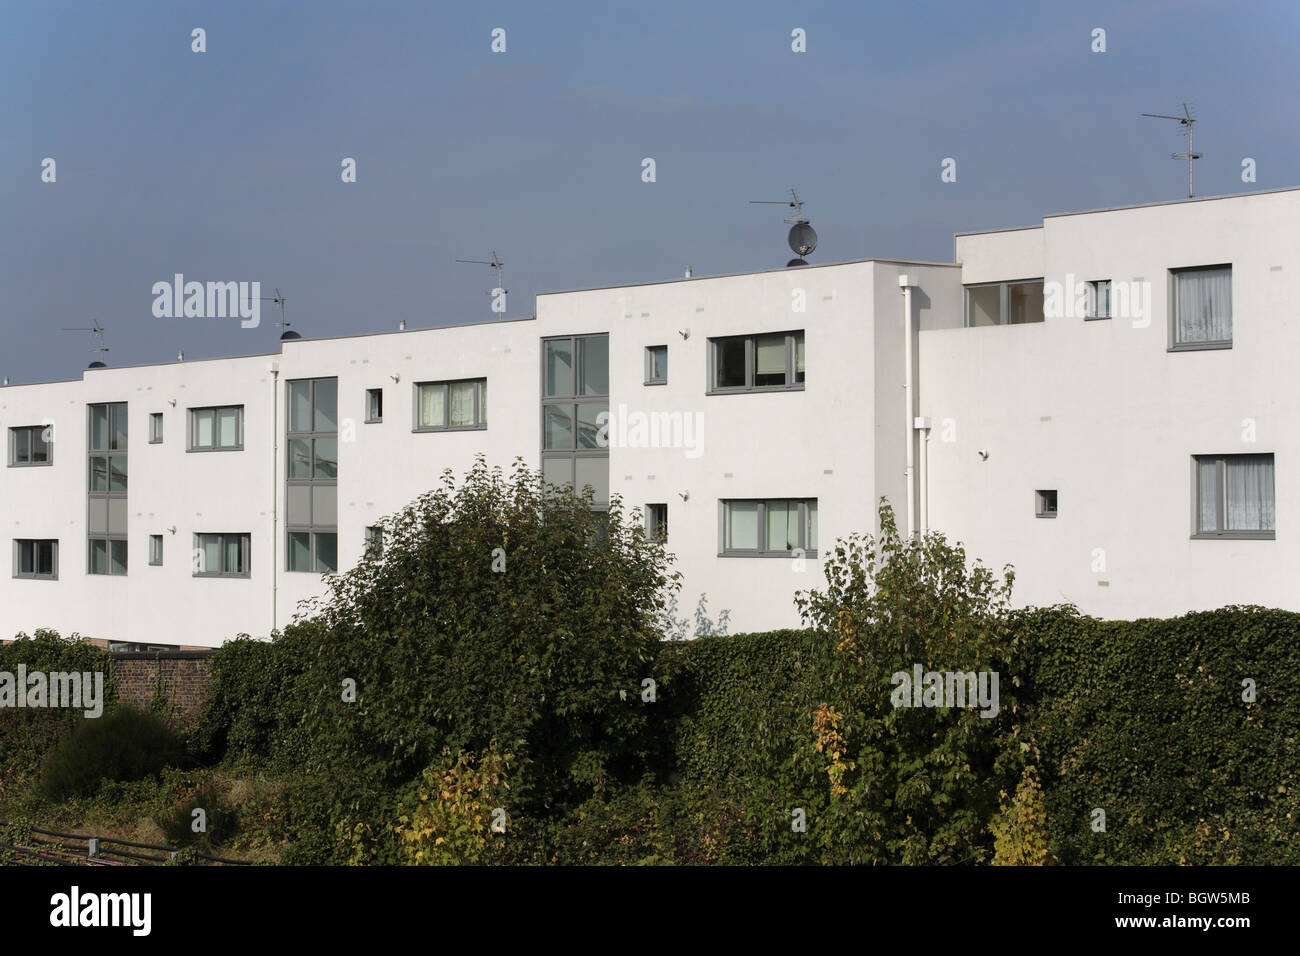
(916, 416), (931, 534)
(899, 274), (915, 537)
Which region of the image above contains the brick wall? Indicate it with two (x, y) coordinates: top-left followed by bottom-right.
(110, 651), (216, 725)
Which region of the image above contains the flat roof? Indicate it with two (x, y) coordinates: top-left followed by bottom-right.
(536, 257), (960, 297)
(954, 185), (1300, 238)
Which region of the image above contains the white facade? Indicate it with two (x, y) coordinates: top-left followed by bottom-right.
(2, 188), (1297, 646)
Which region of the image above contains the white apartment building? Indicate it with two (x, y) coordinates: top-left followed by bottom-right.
(2, 187), (1295, 647)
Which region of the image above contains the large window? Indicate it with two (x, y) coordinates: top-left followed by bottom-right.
(287, 378), (338, 572)
(709, 331), (804, 393)
(414, 379), (487, 431)
(189, 405), (243, 450)
(720, 498), (818, 556)
(14, 539), (57, 579)
(1172, 265), (1232, 350)
(88, 402), (127, 575)
(1194, 454), (1274, 538)
(541, 335), (609, 507)
(193, 533), (251, 577)
(965, 281), (1045, 326)
(9, 425), (52, 466)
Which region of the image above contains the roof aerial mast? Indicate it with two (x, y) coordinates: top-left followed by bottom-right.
(750, 188), (818, 266)
(61, 320), (110, 367)
(1142, 103), (1202, 198)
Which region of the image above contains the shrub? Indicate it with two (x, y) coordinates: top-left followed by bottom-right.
(233, 457), (674, 812)
(0, 631), (117, 804)
(793, 499), (1025, 864)
(38, 705), (185, 802)
(156, 782), (241, 852)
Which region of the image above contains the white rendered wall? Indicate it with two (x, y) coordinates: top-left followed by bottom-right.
(923, 189), (1300, 616)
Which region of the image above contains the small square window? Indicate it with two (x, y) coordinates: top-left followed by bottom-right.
(149, 413), (164, 443)
(14, 539), (58, 579)
(149, 534), (163, 565)
(9, 425), (52, 466)
(1035, 490), (1058, 518)
(645, 346), (668, 385)
(645, 503), (667, 541)
(366, 388), (383, 423)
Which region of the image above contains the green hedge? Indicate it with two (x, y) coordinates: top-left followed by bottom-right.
(0, 631), (118, 805)
(1017, 605), (1300, 865)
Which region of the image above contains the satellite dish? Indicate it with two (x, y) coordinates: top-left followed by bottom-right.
(280, 330), (302, 341)
(787, 258), (808, 267)
(88, 361), (107, 369)
(788, 221), (818, 257)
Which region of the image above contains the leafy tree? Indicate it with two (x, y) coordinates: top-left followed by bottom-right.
(795, 500), (1026, 864)
(268, 456), (675, 859)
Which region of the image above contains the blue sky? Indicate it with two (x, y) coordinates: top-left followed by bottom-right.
(3, 0), (1298, 383)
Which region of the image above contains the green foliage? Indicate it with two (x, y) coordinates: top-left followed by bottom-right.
(0, 631), (117, 805)
(38, 705), (185, 802)
(793, 500), (1024, 864)
(155, 782), (241, 853)
(215, 455), (670, 806)
(1016, 604), (1300, 865)
(183, 483), (1300, 866)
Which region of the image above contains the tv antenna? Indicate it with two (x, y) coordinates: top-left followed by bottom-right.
(750, 188), (818, 265)
(456, 251), (506, 296)
(245, 287), (289, 332)
(61, 320), (109, 358)
(1142, 104), (1202, 198)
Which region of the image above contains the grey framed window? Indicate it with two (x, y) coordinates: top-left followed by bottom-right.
(9, 425), (52, 466)
(193, 533), (251, 577)
(1193, 453), (1274, 539)
(149, 534), (163, 565)
(541, 334), (609, 507)
(364, 525), (384, 557)
(1035, 489), (1058, 518)
(414, 379), (487, 431)
(188, 405), (243, 451)
(719, 498), (817, 556)
(708, 331), (804, 393)
(1085, 280), (1111, 320)
(287, 377), (338, 573)
(645, 503), (667, 541)
(88, 402), (127, 575)
(149, 412), (164, 443)
(965, 280), (1045, 326)
(645, 345), (668, 385)
(14, 539), (57, 579)
(1171, 265), (1232, 350)
(366, 388), (383, 423)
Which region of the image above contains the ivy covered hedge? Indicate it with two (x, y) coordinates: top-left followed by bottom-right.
(185, 471), (1298, 865)
(1015, 606), (1300, 865)
(0, 631), (118, 805)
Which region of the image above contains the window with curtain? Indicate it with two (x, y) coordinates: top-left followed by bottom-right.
(709, 331), (805, 392)
(194, 532), (251, 576)
(720, 499), (818, 555)
(1173, 265), (1232, 348)
(1194, 453), (1273, 537)
(415, 379), (486, 430)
